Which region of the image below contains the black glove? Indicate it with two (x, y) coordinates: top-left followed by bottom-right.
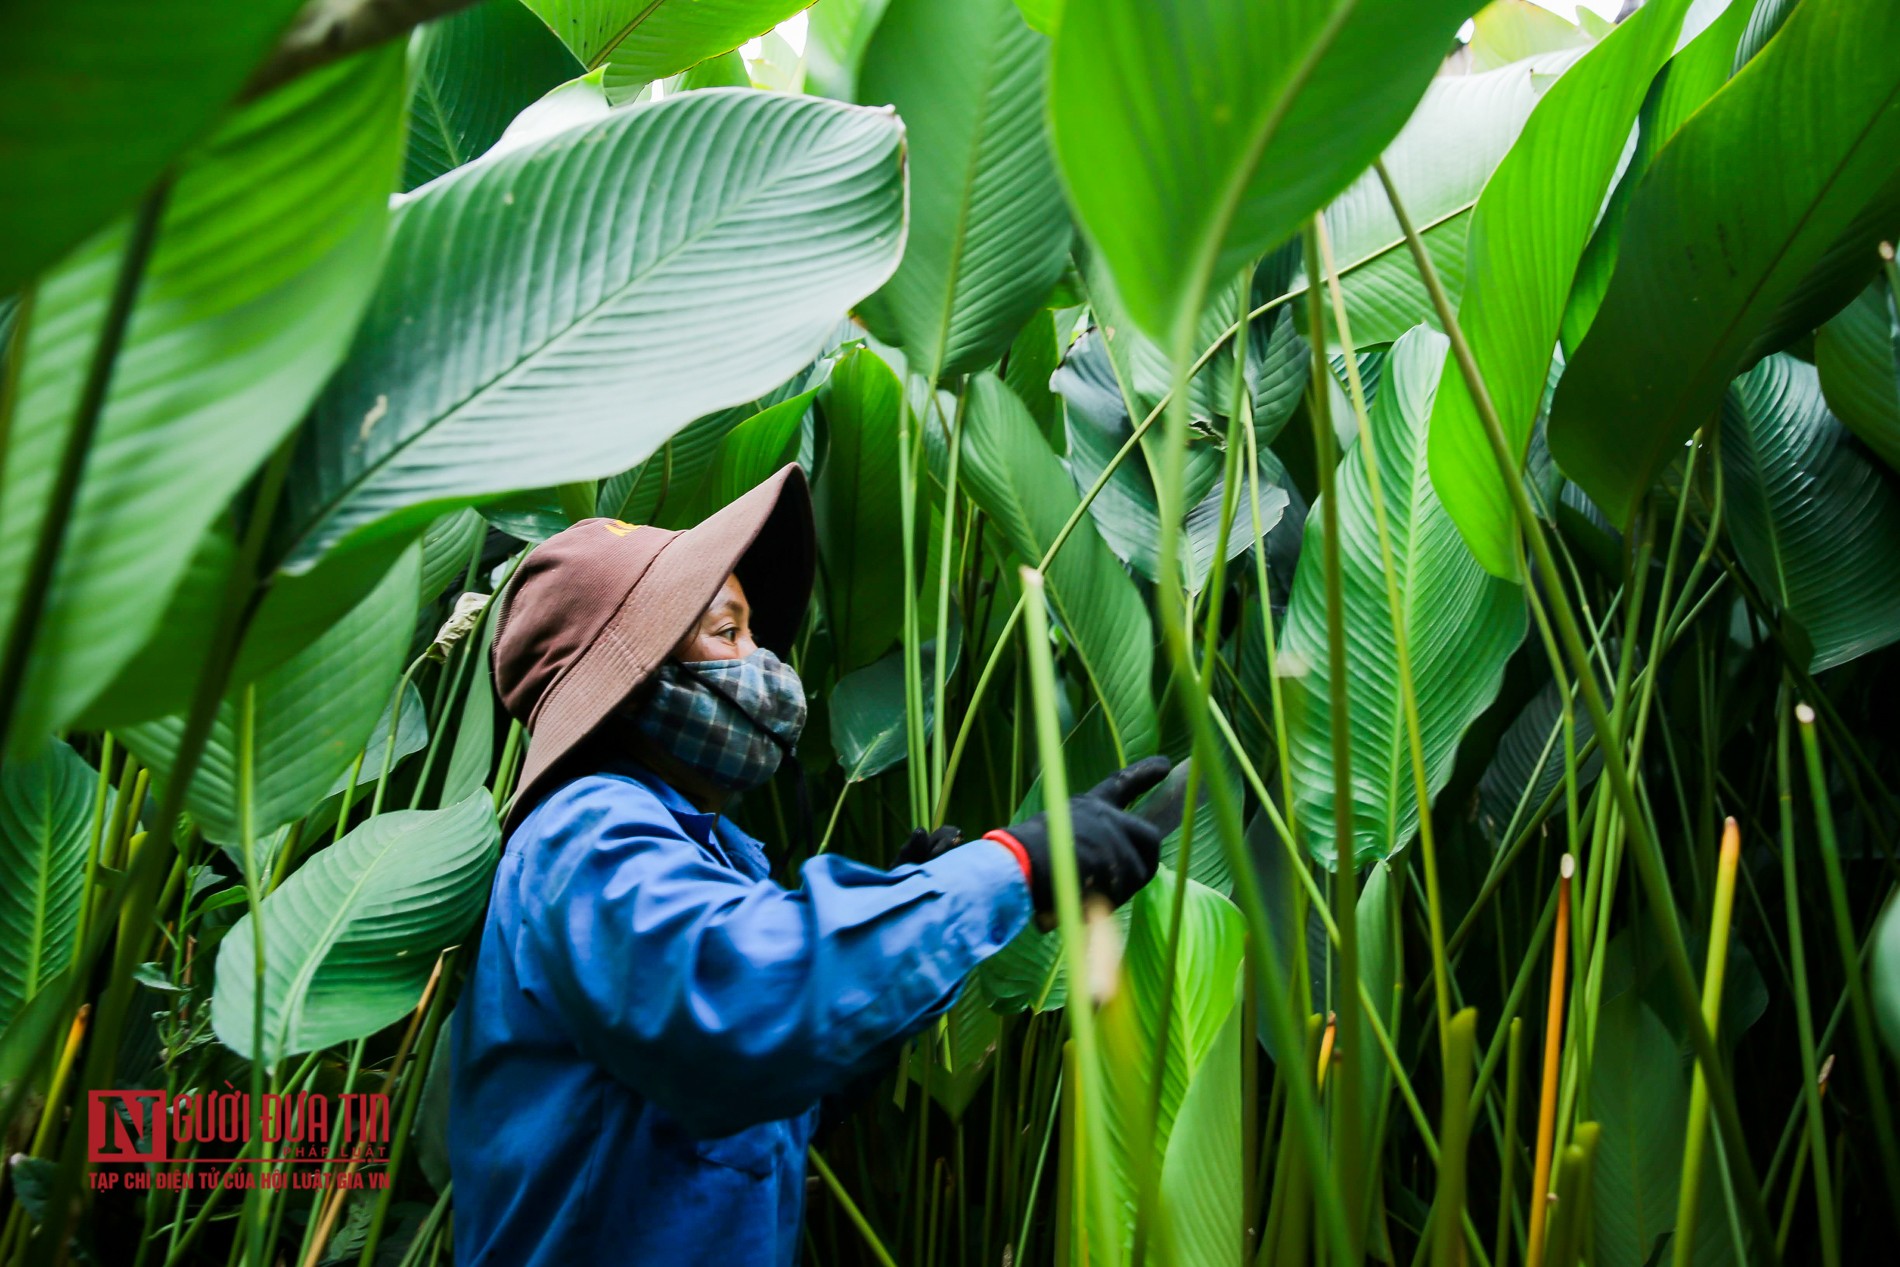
(988, 756), (1171, 917)
(895, 825), (964, 867)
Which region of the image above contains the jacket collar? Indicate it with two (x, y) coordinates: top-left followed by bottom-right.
(612, 760), (720, 848)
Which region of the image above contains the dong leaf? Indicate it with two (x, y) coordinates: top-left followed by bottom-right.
(1097, 869), (1245, 1256)
(955, 373), (1157, 761)
(0, 50), (406, 750)
(211, 789), (500, 1062)
(857, 0), (1069, 379)
(282, 90), (904, 573)
(1550, 0), (1900, 524)
(909, 983), (1003, 1121)
(521, 0), (811, 101)
(404, 0), (582, 190)
(1282, 328), (1527, 869)
(1155, 990), (1245, 1267)
(1053, 330), (1286, 593)
(1313, 55), (1555, 349)
(1815, 280), (1900, 472)
(0, 0), (308, 290)
(1466, 0), (1595, 70)
(816, 349), (906, 671)
(121, 546), (420, 847)
(605, 360), (834, 528)
(0, 739), (107, 1032)
(1719, 355), (1900, 672)
(830, 632), (958, 781)
(1047, 0), (1471, 344)
(806, 0), (891, 100)
(1560, 0), (1756, 351)
(419, 509), (487, 605)
(1427, 0), (1691, 579)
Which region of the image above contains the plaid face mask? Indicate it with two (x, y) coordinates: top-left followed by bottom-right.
(631, 648), (808, 792)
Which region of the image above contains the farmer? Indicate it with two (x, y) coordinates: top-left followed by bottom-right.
(449, 464), (1168, 1265)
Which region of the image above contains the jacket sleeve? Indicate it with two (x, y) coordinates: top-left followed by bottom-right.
(512, 777), (1031, 1138)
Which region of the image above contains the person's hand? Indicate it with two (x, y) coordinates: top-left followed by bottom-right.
(895, 825), (964, 868)
(983, 757), (1171, 918)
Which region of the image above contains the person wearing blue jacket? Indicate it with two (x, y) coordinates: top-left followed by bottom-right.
(450, 465), (1168, 1265)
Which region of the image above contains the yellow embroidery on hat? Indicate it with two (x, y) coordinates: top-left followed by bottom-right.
(601, 520), (638, 536)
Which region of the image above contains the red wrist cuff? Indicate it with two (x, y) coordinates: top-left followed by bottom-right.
(983, 829), (1033, 886)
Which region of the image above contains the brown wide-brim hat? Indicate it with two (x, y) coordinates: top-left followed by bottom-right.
(491, 464), (813, 838)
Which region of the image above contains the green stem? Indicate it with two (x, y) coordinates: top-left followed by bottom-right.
(1776, 694), (1839, 1267)
(236, 679), (270, 1267)
(932, 290), (1271, 825)
(358, 951), (458, 1266)
(810, 1149), (897, 1267)
(897, 384), (929, 825)
(1019, 566), (1122, 1265)
(1302, 220), (1365, 1264)
(927, 387), (964, 807)
(1795, 701), (1900, 1212)
(1434, 1010), (1479, 1267)
(1673, 818), (1742, 1267)
(1496, 1018), (1524, 1267)
(1377, 158), (1775, 1262)
(1313, 217), (1455, 1059)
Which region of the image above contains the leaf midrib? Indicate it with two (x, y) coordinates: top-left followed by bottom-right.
(1585, 43), (1900, 497)
(922, 4), (1014, 381)
(267, 810), (448, 1056)
(1174, 0), (1364, 350)
(293, 99), (892, 562)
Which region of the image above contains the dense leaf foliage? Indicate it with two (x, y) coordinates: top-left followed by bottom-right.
(4, 2), (1900, 1265)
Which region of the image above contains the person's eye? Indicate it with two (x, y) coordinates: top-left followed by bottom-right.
(717, 625), (739, 640)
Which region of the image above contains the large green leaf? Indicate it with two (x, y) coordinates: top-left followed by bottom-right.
(404, 0), (582, 191)
(521, 0), (811, 100)
(815, 349), (906, 671)
(419, 508), (488, 605)
(1047, 0), (1471, 344)
(1815, 280), (1900, 472)
(1876, 893), (1900, 1060)
(281, 89), (904, 573)
(1560, 0), (1756, 351)
(1465, 0), (1594, 70)
(603, 360), (834, 528)
(443, 615), (500, 807)
(1475, 676), (1601, 846)
(0, 0), (308, 290)
(1282, 327), (1527, 869)
(1550, 0), (1900, 524)
(829, 631), (956, 781)
(909, 983), (1002, 1121)
(0, 739), (106, 1032)
(1590, 990), (1730, 1267)
(857, 0), (1068, 379)
(1427, 0), (1692, 579)
(1314, 54), (1557, 349)
(0, 50), (407, 747)
(955, 373), (1157, 761)
(121, 547), (420, 847)
(805, 0), (891, 100)
(1053, 330), (1286, 593)
(211, 789), (500, 1062)
(1154, 988), (1244, 1267)
(1097, 869), (1246, 1254)
(1720, 354), (1900, 672)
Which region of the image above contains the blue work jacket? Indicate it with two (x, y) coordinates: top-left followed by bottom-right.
(449, 762), (1030, 1266)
